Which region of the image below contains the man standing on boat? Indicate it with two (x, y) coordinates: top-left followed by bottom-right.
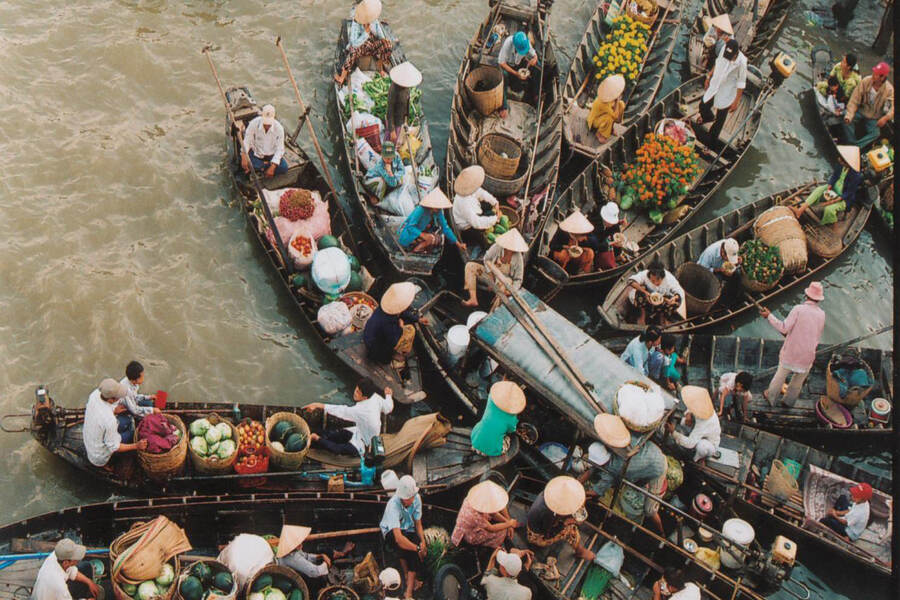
(842, 62), (893, 149)
(758, 282), (826, 407)
(696, 39), (747, 150)
(240, 104), (288, 178)
(497, 31), (538, 119)
(31, 538), (102, 600)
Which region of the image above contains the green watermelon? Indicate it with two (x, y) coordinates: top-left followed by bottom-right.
(345, 271), (363, 292)
(272, 577), (294, 594)
(179, 576), (203, 600)
(347, 255), (361, 272)
(252, 574), (273, 593)
(288, 589), (303, 600)
(213, 571), (234, 593)
(317, 235), (339, 250)
(271, 420), (294, 443)
(191, 562), (212, 585)
(284, 432), (307, 453)
(291, 273), (307, 288)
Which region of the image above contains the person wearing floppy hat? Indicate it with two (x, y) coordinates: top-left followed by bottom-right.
(305, 378), (394, 457)
(820, 481), (873, 541)
(241, 104), (289, 178)
(379, 474), (426, 600)
(593, 201), (628, 270)
(696, 38), (747, 150)
(471, 381), (526, 457)
(793, 145), (863, 228)
(549, 210), (597, 275)
(275, 524), (355, 584)
(364, 281), (428, 370)
(587, 74), (626, 143)
(451, 165), (499, 246)
(397, 188), (465, 253)
(497, 30), (539, 118)
(363, 141), (408, 209)
(451, 479), (519, 548)
(378, 567), (402, 600)
(525, 475), (596, 560)
(461, 228), (527, 309)
(666, 386), (721, 463)
(32, 538), (102, 600)
(334, 0), (392, 86)
(759, 282), (826, 407)
(697, 237), (741, 277)
(842, 61), (893, 149)
(385, 61), (422, 140)
(83, 377), (148, 468)
(482, 548), (533, 600)
(701, 14), (733, 69)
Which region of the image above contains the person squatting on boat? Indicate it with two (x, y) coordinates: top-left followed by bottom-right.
(817, 53), (860, 106)
(470, 381), (526, 457)
(648, 334), (684, 391)
(275, 525), (355, 589)
(481, 548), (533, 600)
(451, 480), (520, 549)
(365, 142), (407, 207)
(666, 386), (721, 463)
(697, 237), (740, 278)
(549, 210), (597, 275)
(626, 262), (685, 326)
(696, 39), (747, 150)
(587, 74), (626, 143)
(397, 189), (465, 254)
(379, 475), (426, 600)
(592, 202), (628, 270)
(335, 0), (392, 86)
(794, 145), (863, 228)
(240, 104), (288, 177)
(305, 379), (393, 456)
(364, 282), (427, 371)
(526, 476), (596, 561)
(819, 481), (873, 542)
(497, 31), (539, 119)
(31, 539), (102, 600)
(652, 567), (702, 600)
(716, 370), (753, 419)
(462, 229), (527, 309)
(620, 326), (662, 376)
(842, 61), (893, 149)
(83, 378), (148, 468)
(452, 165), (499, 248)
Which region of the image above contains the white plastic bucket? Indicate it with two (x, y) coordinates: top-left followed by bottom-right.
(447, 324), (470, 358)
(381, 469), (400, 491)
(720, 518), (755, 569)
(466, 311), (488, 329)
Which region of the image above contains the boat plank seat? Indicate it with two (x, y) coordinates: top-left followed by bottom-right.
(327, 331), (408, 394)
(715, 92), (754, 146)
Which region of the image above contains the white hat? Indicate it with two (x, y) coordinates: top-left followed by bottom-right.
(496, 550), (523, 577)
(420, 188), (452, 209)
(465, 480), (509, 514)
(381, 282), (417, 315)
(495, 228), (529, 253)
(681, 385), (714, 420)
(722, 238), (739, 263)
(489, 381), (526, 414)
(276, 525), (312, 558)
(389, 62), (423, 88)
(544, 475), (585, 516)
(354, 0), (382, 25)
(596, 74), (626, 103)
(379, 567), (402, 591)
(558, 210), (594, 235)
(55, 538), (87, 561)
(261, 104), (276, 126)
(600, 202), (620, 225)
(454, 165), (486, 196)
(837, 145), (861, 172)
(397, 474), (419, 499)
(99, 378), (128, 400)
(587, 441), (612, 466)
(710, 14), (733, 35)
(593, 413), (630, 448)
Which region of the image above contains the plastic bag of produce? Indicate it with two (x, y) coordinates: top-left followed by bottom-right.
(356, 137), (380, 171)
(416, 163), (439, 195)
(291, 193), (332, 242)
(349, 68), (373, 96)
(317, 301), (353, 335)
(345, 112), (382, 138)
(312, 247), (352, 295)
(380, 173), (418, 217)
(288, 231), (317, 270)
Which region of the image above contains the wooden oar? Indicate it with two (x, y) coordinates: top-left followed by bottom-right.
(520, 13), (551, 211)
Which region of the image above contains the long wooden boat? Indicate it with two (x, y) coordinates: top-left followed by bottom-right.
(687, 0), (792, 76)
(445, 0), (562, 260)
(332, 18), (443, 276)
(562, 0), (683, 159)
(597, 182), (873, 334)
(532, 69), (772, 296)
(224, 86), (426, 404)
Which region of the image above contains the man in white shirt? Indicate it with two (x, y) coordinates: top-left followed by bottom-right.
(240, 104), (288, 178)
(481, 548), (533, 600)
(305, 379), (394, 456)
(667, 386), (721, 463)
(652, 568), (700, 600)
(820, 482), (872, 541)
(696, 39), (747, 149)
(115, 361), (160, 437)
(452, 165), (499, 247)
(83, 378), (147, 468)
(31, 538), (101, 600)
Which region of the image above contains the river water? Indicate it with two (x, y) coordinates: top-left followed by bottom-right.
(0, 0), (892, 597)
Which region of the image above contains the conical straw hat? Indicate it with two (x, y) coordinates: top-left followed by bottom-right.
(276, 525), (312, 558)
(681, 385), (714, 420)
(466, 480), (509, 514)
(420, 188), (452, 209)
(544, 475), (585, 516)
(593, 413), (630, 448)
(558, 210), (594, 234)
(710, 14), (733, 34)
(389, 62), (422, 88)
(489, 381), (526, 414)
(381, 281), (417, 315)
(454, 166), (486, 196)
(837, 145), (861, 171)
(354, 0), (382, 25)
(596, 74), (626, 103)
(495, 228), (529, 253)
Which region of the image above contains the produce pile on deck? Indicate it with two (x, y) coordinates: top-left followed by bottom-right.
(592, 15), (651, 83)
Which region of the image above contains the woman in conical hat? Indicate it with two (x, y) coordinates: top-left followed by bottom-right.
(364, 282), (427, 369)
(385, 61), (422, 140)
(549, 210), (597, 275)
(470, 381), (525, 457)
(462, 228), (528, 308)
(666, 386), (721, 463)
(587, 74), (626, 143)
(793, 145), (863, 229)
(524, 476), (596, 561)
(450, 480), (518, 548)
(451, 165), (500, 248)
(335, 0), (393, 86)
(275, 524), (355, 581)
(398, 189), (467, 253)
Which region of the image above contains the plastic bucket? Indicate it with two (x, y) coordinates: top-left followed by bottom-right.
(155, 390), (168, 410)
(720, 518), (755, 570)
(782, 459), (802, 480)
(447, 324), (470, 358)
(466, 311), (488, 329)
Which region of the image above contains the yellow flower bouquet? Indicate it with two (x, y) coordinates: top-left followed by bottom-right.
(592, 16), (651, 82)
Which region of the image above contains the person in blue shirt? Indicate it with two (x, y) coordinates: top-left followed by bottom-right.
(497, 31), (539, 118)
(793, 145), (864, 228)
(334, 0), (392, 86)
(620, 326), (661, 376)
(380, 475), (425, 600)
(398, 189), (466, 253)
(364, 142), (405, 202)
(697, 238), (740, 277)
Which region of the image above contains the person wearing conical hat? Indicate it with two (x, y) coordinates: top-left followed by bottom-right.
(364, 281), (428, 369)
(665, 386), (721, 463)
(398, 188), (465, 253)
(702, 14), (733, 69)
(363, 141), (409, 213)
(593, 201), (628, 270)
(793, 145), (864, 228)
(497, 30), (539, 118)
(462, 228), (527, 309)
(587, 74), (626, 143)
(275, 524), (355, 583)
(549, 210), (597, 275)
(842, 61), (893, 149)
(525, 476), (595, 560)
(385, 61), (422, 141)
(471, 381), (525, 457)
(451, 480), (519, 548)
(452, 165), (500, 247)
(696, 38), (747, 151)
(335, 0), (392, 86)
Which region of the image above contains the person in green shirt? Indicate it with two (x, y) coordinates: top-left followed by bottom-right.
(470, 381), (525, 456)
(829, 53), (861, 99)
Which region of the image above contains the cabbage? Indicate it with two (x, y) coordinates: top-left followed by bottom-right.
(216, 422), (232, 439)
(265, 589), (287, 600)
(121, 582), (137, 596)
(271, 441), (284, 453)
(205, 426), (222, 445)
(217, 439), (237, 459)
(248, 594), (265, 600)
(190, 418), (211, 437)
(154, 563), (175, 586)
(208, 441), (220, 455)
(137, 580), (159, 600)
(190, 436), (208, 456)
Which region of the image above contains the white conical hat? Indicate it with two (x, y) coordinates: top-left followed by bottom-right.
(489, 381), (526, 414)
(354, 0), (382, 25)
(596, 74), (625, 103)
(837, 145), (861, 171)
(558, 210), (594, 234)
(593, 413), (630, 448)
(420, 188), (452, 209)
(465, 480), (509, 514)
(276, 525), (311, 558)
(544, 476), (585, 516)
(495, 228), (529, 253)
(381, 282), (417, 315)
(389, 62), (422, 88)
(681, 385), (714, 420)
(710, 14), (733, 34)
(454, 166), (486, 196)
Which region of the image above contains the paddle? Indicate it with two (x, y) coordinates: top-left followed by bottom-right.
(520, 12), (552, 214)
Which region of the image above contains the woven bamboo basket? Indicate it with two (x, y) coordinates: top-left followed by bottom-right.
(676, 262), (722, 315)
(477, 133), (522, 179)
(465, 65), (505, 116)
(318, 585), (361, 600)
(803, 224), (843, 258)
(627, 0), (659, 25)
(614, 380), (665, 432)
(188, 413), (240, 475)
(110, 523), (181, 600)
(761, 459), (799, 507)
(754, 206), (807, 273)
(246, 565), (310, 599)
(825, 353), (875, 407)
(265, 411), (311, 470)
(136, 413), (188, 480)
(499, 205), (520, 228)
(175, 560), (237, 600)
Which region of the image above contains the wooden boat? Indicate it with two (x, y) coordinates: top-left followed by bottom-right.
(533, 70), (772, 296)
(562, 0), (683, 159)
(0, 390), (517, 497)
(597, 182), (873, 334)
(687, 0), (792, 76)
(224, 86), (426, 405)
(445, 0), (562, 260)
(332, 17), (443, 276)
(0, 492), (478, 600)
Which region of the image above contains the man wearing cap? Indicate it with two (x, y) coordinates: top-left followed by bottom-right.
(819, 481), (872, 541)
(697, 237), (740, 277)
(385, 62), (422, 141)
(83, 378), (148, 468)
(481, 548), (532, 600)
(451, 480), (519, 548)
(666, 386), (721, 463)
(758, 282), (826, 407)
(593, 201), (627, 270)
(498, 31), (539, 118)
(701, 14), (733, 70)
(793, 145), (864, 228)
(305, 378), (393, 456)
(335, 0), (392, 86)
(525, 476), (596, 560)
(241, 104), (288, 178)
(462, 228), (527, 309)
(398, 188), (465, 253)
(696, 38), (747, 150)
(378, 568), (402, 600)
(549, 211), (597, 274)
(842, 61), (893, 149)
(452, 165), (499, 247)
(587, 75), (626, 143)
(32, 538), (102, 600)
(275, 525), (354, 587)
(379, 474), (426, 600)
(364, 141), (408, 211)
(470, 381), (525, 457)
(364, 282), (426, 370)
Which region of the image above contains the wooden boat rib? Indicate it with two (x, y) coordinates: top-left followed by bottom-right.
(562, 0), (683, 159)
(224, 86), (426, 405)
(597, 182), (874, 334)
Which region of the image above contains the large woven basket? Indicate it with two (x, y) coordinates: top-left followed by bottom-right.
(175, 560), (237, 600)
(676, 262), (722, 315)
(627, 0), (659, 25)
(246, 564), (310, 599)
(136, 413), (188, 480)
(319, 585), (361, 600)
(825, 352), (875, 407)
(761, 459), (799, 507)
(614, 380), (665, 433)
(465, 65), (504, 116)
(739, 240), (784, 292)
(188, 413), (240, 475)
(265, 411), (311, 470)
(754, 206), (807, 274)
(110, 520), (185, 600)
(803, 224), (843, 258)
(477, 133), (522, 179)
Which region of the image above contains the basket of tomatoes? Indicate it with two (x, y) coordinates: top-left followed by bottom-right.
(288, 232), (317, 269)
(234, 419), (269, 487)
(739, 239), (784, 292)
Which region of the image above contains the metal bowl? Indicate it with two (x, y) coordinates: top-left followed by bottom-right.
(573, 506), (588, 523)
(649, 292), (664, 306)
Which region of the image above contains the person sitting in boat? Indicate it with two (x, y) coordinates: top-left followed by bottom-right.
(379, 568), (402, 600)
(116, 360), (159, 421)
(592, 202), (627, 270)
(842, 62), (893, 149)
(626, 261), (685, 326)
(240, 104), (289, 178)
(816, 75), (849, 117)
(452, 165), (499, 248)
(32, 538), (102, 600)
(379, 475), (426, 600)
(587, 74), (626, 144)
(793, 145), (863, 229)
(364, 142), (406, 206)
(364, 282), (426, 371)
(462, 229), (527, 309)
(696, 39), (747, 151)
(334, 0), (392, 86)
(451, 480), (519, 549)
(819, 481), (872, 542)
(497, 31), (539, 119)
(701, 14), (733, 70)
(470, 381), (525, 457)
(83, 378), (148, 469)
(397, 188), (466, 253)
(549, 210), (597, 275)
(305, 379), (394, 456)
(385, 62), (422, 142)
(697, 237), (740, 278)
(716, 371), (752, 420)
(620, 326), (662, 376)
(275, 525), (355, 590)
(525, 476), (596, 561)
(816, 53), (860, 102)
(652, 567), (702, 600)
(481, 548), (533, 600)
(649, 334), (683, 391)
(666, 386), (721, 463)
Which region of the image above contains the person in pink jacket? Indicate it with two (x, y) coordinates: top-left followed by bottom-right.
(758, 282), (826, 407)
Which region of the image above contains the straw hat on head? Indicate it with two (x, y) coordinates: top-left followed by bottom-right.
(389, 61), (422, 88)
(465, 480), (509, 514)
(544, 475), (585, 516)
(559, 210), (594, 235)
(596, 74), (625, 103)
(489, 380), (526, 414)
(495, 228), (529, 253)
(420, 188), (452, 209)
(837, 145), (861, 172)
(593, 413), (631, 448)
(454, 165), (486, 196)
(710, 14), (733, 35)
(681, 386), (714, 420)
(354, 0), (382, 25)
(804, 281), (824, 301)
(276, 525), (312, 558)
(381, 281), (417, 315)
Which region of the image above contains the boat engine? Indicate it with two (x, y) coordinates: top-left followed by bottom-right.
(769, 53), (796, 87)
(741, 536), (799, 594)
(32, 385), (57, 438)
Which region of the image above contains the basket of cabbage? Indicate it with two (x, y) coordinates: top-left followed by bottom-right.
(114, 561), (179, 600)
(188, 414), (241, 474)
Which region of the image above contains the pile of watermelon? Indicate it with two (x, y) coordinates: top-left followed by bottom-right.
(178, 562), (235, 600)
(248, 573), (304, 600)
(269, 420), (307, 454)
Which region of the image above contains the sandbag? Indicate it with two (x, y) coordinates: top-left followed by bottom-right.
(317, 301), (353, 336)
(216, 534), (274, 590)
(754, 206), (807, 274)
